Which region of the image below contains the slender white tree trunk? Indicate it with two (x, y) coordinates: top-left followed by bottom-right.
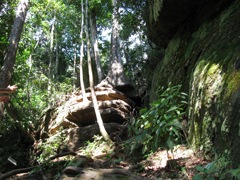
(80, 0), (87, 101)
(48, 14), (55, 98)
(73, 46), (77, 89)
(55, 22), (59, 81)
(85, 0), (112, 144)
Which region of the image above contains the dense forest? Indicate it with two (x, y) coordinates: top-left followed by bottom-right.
(1, 0), (240, 179)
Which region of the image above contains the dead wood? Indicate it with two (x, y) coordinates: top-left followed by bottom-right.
(0, 151), (77, 180)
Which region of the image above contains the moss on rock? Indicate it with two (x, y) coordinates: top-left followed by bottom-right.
(225, 71), (240, 99)
(149, 0), (240, 166)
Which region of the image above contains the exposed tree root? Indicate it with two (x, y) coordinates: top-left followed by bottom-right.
(0, 151), (77, 180)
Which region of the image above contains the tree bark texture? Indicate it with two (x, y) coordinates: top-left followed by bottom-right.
(90, 11), (103, 83)
(0, 0), (29, 120)
(110, 0), (122, 65)
(0, 0), (29, 88)
(80, 0), (87, 101)
(107, 0), (127, 88)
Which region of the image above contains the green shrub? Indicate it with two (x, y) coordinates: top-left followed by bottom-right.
(193, 152), (240, 180)
(78, 135), (114, 157)
(126, 83), (187, 156)
(37, 129), (67, 163)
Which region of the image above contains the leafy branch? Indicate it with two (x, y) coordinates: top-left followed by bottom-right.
(126, 83), (188, 156)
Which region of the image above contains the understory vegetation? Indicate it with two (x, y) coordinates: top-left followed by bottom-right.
(193, 151), (240, 180)
(125, 83), (188, 157)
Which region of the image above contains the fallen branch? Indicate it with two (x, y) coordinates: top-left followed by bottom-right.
(0, 151), (77, 180)
(0, 85), (17, 94)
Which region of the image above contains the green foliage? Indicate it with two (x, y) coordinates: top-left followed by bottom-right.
(126, 83), (187, 156)
(193, 152), (240, 180)
(37, 129), (67, 163)
(119, 0), (149, 90)
(79, 135), (114, 157)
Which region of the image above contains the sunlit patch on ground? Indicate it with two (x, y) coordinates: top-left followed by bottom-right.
(138, 145), (208, 179)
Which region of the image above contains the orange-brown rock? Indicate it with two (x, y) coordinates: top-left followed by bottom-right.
(38, 83), (134, 138)
(66, 99), (131, 126)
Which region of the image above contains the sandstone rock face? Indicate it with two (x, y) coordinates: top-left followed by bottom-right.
(147, 0), (239, 166)
(146, 0), (234, 47)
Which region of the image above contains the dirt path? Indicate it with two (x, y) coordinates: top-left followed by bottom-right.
(4, 144), (208, 180)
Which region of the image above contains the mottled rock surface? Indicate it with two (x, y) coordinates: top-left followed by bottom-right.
(37, 83), (133, 136)
(146, 0), (234, 47)
(147, 0), (239, 166)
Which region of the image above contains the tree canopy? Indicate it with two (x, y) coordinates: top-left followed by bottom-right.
(0, 0), (148, 135)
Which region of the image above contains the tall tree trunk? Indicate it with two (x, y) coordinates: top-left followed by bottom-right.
(48, 14), (55, 99)
(73, 46), (77, 89)
(0, 0), (29, 120)
(0, 0), (29, 88)
(111, 0), (122, 65)
(107, 0), (127, 88)
(26, 39), (40, 107)
(85, 0), (112, 144)
(80, 0), (87, 101)
(55, 22), (59, 81)
(90, 11), (103, 83)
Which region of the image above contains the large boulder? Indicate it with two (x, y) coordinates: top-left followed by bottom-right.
(66, 123), (124, 151)
(66, 99), (131, 126)
(37, 83), (134, 140)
